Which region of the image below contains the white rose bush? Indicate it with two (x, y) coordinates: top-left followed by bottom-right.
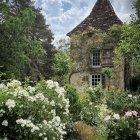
(0, 80), (70, 140)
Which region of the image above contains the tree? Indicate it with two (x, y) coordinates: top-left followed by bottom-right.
(134, 0), (140, 21)
(52, 49), (74, 86)
(116, 24), (140, 73)
(0, 1), (44, 79)
(115, 0), (140, 91)
(115, 0), (140, 74)
(0, 0), (56, 80)
(52, 40), (75, 85)
(23, 8), (56, 80)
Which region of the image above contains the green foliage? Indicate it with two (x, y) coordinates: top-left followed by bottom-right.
(0, 2), (44, 79)
(106, 88), (128, 114)
(106, 87), (140, 115)
(25, 8), (56, 80)
(0, 66), (6, 79)
(79, 90), (99, 126)
(95, 132), (107, 140)
(65, 85), (82, 122)
(87, 84), (104, 105)
(78, 85), (106, 129)
(104, 24), (122, 46)
(0, 1), (55, 80)
(52, 49), (74, 86)
(106, 113), (139, 140)
(101, 68), (112, 79)
(115, 1), (140, 77)
(80, 101), (99, 126)
(134, 0), (140, 20)
(103, 87), (140, 139)
(79, 86), (140, 139)
(116, 24), (140, 70)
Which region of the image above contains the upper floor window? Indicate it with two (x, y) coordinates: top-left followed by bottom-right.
(92, 49), (100, 67)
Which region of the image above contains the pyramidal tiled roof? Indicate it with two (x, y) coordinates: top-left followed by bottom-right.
(67, 0), (122, 36)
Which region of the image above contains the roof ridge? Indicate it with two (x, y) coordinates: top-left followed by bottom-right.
(67, 0), (122, 36)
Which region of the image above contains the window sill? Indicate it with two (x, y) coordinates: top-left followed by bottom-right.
(102, 64), (114, 67)
(92, 66), (101, 68)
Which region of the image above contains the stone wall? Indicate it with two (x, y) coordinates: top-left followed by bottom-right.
(70, 33), (125, 93)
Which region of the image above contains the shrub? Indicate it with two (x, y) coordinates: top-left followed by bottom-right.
(0, 80), (70, 140)
(104, 111), (140, 140)
(64, 85), (82, 122)
(106, 87), (140, 114)
(87, 84), (103, 105)
(80, 97), (99, 126)
(101, 67), (112, 89)
(78, 85), (104, 126)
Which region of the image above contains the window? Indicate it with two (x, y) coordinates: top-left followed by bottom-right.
(92, 50), (100, 67)
(90, 74), (102, 86)
(102, 49), (113, 66)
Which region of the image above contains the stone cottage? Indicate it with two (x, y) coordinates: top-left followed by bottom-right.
(67, 0), (128, 92)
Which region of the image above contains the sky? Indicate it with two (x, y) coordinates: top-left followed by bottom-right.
(34, 0), (135, 46)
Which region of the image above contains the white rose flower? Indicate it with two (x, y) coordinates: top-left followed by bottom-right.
(39, 133), (43, 137)
(0, 109), (6, 117)
(44, 137), (48, 140)
(27, 86), (36, 93)
(55, 87), (65, 94)
(2, 120), (8, 126)
(31, 126), (39, 132)
(5, 99), (16, 110)
(113, 114), (120, 120)
(53, 82), (59, 87)
(50, 100), (55, 106)
(104, 115), (111, 121)
(54, 116), (61, 122)
(0, 83), (8, 92)
(35, 93), (45, 101)
(46, 80), (55, 89)
(0, 109), (6, 114)
(89, 102), (93, 105)
(128, 94), (132, 98)
(7, 80), (21, 88)
(3, 137), (8, 140)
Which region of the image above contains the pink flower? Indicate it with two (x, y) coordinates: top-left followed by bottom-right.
(125, 111), (138, 117)
(125, 111), (133, 117)
(132, 111), (138, 116)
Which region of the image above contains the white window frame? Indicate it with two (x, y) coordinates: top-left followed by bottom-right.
(90, 74), (102, 87)
(92, 49), (101, 68)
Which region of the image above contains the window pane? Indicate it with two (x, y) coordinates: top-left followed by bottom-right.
(91, 74), (101, 86)
(93, 50), (100, 66)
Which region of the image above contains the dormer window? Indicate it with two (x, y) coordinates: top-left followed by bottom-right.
(92, 49), (101, 67)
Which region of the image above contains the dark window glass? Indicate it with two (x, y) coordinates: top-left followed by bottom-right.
(92, 50), (100, 66)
